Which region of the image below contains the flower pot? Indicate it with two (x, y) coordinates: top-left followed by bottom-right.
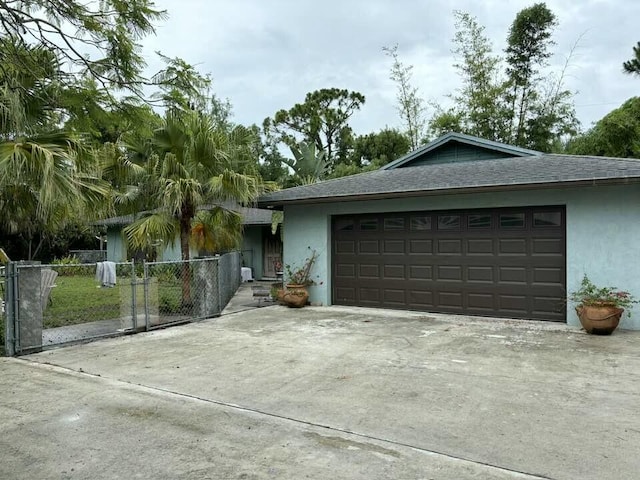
(575, 305), (624, 335)
(283, 288), (309, 308)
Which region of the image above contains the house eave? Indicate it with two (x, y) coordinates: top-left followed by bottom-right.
(257, 177), (640, 208)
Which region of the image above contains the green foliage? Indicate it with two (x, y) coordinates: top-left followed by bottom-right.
(430, 5), (578, 151)
(0, 0), (165, 94)
(566, 97), (640, 158)
(51, 256), (94, 276)
(623, 42), (640, 77)
(351, 128), (411, 167)
(263, 88), (365, 169)
(383, 45), (427, 149)
(570, 275), (637, 312)
(285, 141), (329, 184)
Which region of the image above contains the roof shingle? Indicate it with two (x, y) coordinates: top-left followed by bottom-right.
(258, 154), (640, 207)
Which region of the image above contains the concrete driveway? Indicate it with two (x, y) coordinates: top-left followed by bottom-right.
(2, 305), (640, 479)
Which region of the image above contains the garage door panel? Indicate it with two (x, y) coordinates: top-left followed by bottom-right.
(383, 239), (405, 254)
(408, 290), (434, 307)
(359, 288), (380, 303)
(467, 238), (494, 255)
(335, 287), (356, 303)
(409, 265), (433, 280)
(358, 264), (380, 279)
(468, 266), (494, 282)
(384, 264), (405, 279)
(358, 240), (379, 254)
(532, 238), (563, 255)
(437, 239), (462, 255)
(499, 267), (527, 284)
(383, 289), (406, 304)
(498, 238), (528, 255)
(438, 291), (464, 309)
(409, 239), (432, 254)
(533, 267), (563, 285)
(333, 206), (565, 322)
(532, 296), (564, 316)
(335, 263), (356, 278)
(336, 240), (355, 254)
(498, 295), (529, 313)
(437, 265), (462, 281)
(467, 293), (495, 310)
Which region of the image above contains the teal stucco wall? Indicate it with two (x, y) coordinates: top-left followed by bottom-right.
(106, 227), (125, 262)
(282, 184), (640, 330)
(105, 227), (182, 262)
(241, 226), (263, 280)
(405, 141), (513, 167)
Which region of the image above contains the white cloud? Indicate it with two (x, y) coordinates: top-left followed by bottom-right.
(141, 0), (640, 135)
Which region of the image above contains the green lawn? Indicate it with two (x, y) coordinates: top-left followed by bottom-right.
(44, 276), (122, 328)
(43, 275), (185, 328)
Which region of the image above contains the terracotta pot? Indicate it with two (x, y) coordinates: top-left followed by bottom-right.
(285, 283), (306, 290)
(283, 289), (309, 308)
(276, 288), (286, 304)
(575, 305), (624, 335)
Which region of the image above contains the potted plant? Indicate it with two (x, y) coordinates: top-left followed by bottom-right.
(282, 248), (319, 308)
(282, 288), (309, 308)
(569, 275), (637, 335)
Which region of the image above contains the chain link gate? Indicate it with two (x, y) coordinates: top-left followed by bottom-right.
(2, 252), (241, 356)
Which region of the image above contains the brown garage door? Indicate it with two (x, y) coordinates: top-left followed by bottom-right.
(332, 206), (566, 321)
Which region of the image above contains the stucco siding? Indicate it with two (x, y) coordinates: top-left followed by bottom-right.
(283, 184), (640, 330)
(241, 226), (263, 280)
(405, 141), (513, 166)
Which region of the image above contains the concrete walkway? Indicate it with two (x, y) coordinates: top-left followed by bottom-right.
(3, 304), (640, 479)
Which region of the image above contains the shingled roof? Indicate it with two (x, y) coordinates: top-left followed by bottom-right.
(258, 154), (640, 208)
(96, 206), (274, 227)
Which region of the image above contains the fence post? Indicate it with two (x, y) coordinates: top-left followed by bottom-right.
(143, 261), (150, 331)
(4, 263), (16, 356)
(130, 259), (137, 330)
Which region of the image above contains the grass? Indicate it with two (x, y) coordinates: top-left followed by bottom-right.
(43, 274), (187, 328)
(44, 276), (121, 328)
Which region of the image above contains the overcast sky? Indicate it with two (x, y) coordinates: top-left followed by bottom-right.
(140, 0), (639, 137)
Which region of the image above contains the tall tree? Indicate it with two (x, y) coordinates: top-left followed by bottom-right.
(0, 41), (110, 259)
(263, 88), (365, 169)
(504, 2), (557, 144)
(429, 4), (577, 151)
(0, 0), (165, 96)
(623, 42), (640, 77)
(123, 112), (267, 304)
(383, 45), (427, 149)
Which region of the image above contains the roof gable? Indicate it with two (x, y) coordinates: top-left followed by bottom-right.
(381, 132), (540, 170)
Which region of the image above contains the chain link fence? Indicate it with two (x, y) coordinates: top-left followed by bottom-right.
(3, 252), (241, 356)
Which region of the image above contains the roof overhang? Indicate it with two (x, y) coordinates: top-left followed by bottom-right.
(257, 176), (640, 208)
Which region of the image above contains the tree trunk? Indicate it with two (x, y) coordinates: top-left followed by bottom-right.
(180, 214), (192, 308)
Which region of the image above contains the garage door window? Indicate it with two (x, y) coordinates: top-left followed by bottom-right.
(384, 218), (405, 230)
(468, 214), (491, 229)
(411, 216), (431, 231)
(438, 215), (460, 230)
(335, 219), (354, 231)
(360, 219), (378, 231)
(533, 212), (562, 227)
(500, 213), (525, 228)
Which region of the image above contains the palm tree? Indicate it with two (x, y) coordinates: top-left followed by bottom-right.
(0, 133), (110, 259)
(0, 41), (110, 259)
(123, 111), (268, 306)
